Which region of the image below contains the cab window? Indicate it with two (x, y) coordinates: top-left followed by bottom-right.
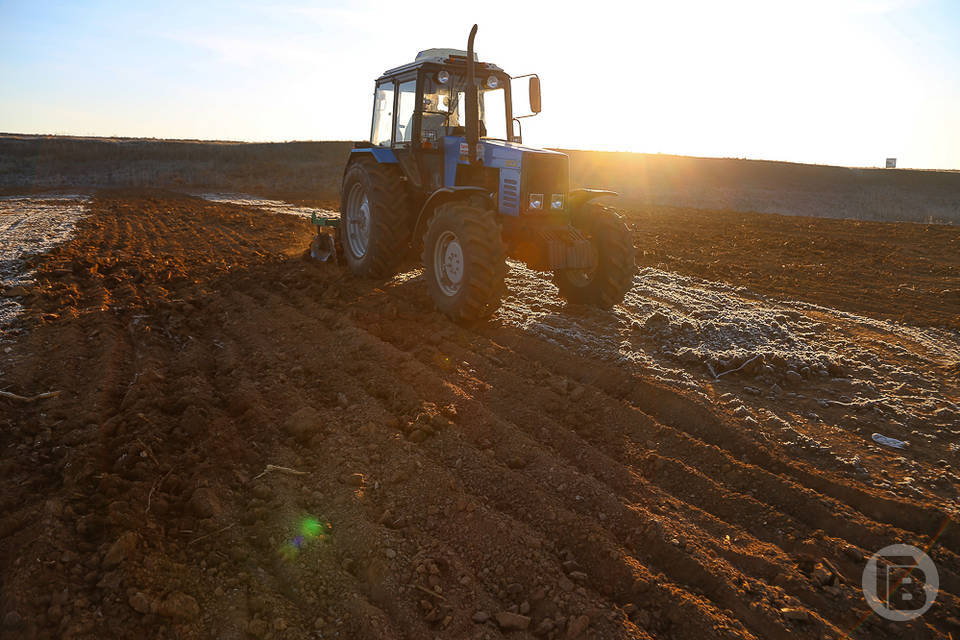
(481, 87), (507, 140)
(371, 83), (394, 146)
(394, 80), (417, 144)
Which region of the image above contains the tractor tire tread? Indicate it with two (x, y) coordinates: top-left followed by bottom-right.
(554, 204), (636, 308)
(422, 202), (507, 323)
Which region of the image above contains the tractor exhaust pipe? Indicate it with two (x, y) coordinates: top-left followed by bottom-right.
(465, 24), (479, 165)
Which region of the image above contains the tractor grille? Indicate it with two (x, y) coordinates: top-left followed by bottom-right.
(521, 153), (569, 211)
(501, 176), (519, 210)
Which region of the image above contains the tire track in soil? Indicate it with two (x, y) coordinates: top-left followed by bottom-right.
(1, 191), (957, 640)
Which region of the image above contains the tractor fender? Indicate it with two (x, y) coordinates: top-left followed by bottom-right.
(568, 188), (617, 212)
(347, 147), (399, 165)
(413, 187), (492, 240)
(340, 148), (402, 208)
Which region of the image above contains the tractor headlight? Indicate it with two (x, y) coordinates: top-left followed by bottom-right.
(486, 74), (499, 89)
(551, 194), (564, 210)
(436, 70), (450, 84)
(529, 193), (543, 210)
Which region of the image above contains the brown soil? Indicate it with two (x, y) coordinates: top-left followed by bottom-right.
(1, 191), (958, 640)
(629, 205), (960, 330)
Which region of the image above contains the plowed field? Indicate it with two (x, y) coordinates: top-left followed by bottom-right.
(1, 191), (958, 640)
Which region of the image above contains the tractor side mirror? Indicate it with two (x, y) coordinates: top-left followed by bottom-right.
(529, 76), (541, 114)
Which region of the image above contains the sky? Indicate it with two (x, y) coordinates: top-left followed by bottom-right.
(1, 0), (959, 169)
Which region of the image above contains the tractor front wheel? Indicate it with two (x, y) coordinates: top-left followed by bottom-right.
(422, 202), (506, 323)
(553, 204), (635, 308)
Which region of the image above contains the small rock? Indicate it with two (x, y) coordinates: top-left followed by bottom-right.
(128, 592), (151, 614)
(336, 393), (349, 408)
(2, 286), (29, 297)
(3, 611), (23, 629)
(785, 370), (803, 386)
(189, 487), (222, 519)
(343, 473), (364, 487)
(566, 614), (590, 638)
(472, 611), (490, 623)
(247, 596), (269, 614)
(158, 592), (200, 621)
(384, 548), (396, 559)
(284, 406), (323, 442)
(811, 563), (834, 586)
(495, 611), (531, 631)
(558, 577), (575, 592)
(46, 604), (62, 624)
(102, 531), (138, 568)
(534, 617), (554, 635)
(842, 546), (864, 563)
(441, 404), (458, 419)
(568, 571), (588, 581)
(408, 429), (429, 443)
(781, 607), (809, 622)
(769, 384), (782, 397)
(247, 618), (269, 638)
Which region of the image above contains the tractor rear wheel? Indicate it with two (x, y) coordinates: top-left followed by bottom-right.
(422, 202), (506, 323)
(340, 161), (411, 278)
(553, 204), (635, 308)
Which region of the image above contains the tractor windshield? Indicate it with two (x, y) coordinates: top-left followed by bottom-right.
(422, 72), (509, 141)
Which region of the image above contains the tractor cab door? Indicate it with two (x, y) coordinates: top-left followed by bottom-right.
(369, 75), (423, 190)
(370, 71), (447, 194)
(388, 77), (423, 190)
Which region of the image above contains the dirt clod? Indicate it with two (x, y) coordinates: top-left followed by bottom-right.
(158, 592), (200, 621)
(495, 611), (531, 631)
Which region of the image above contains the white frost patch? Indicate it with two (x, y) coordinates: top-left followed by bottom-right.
(0, 195), (89, 334)
(496, 264), (960, 436)
(194, 193), (338, 220)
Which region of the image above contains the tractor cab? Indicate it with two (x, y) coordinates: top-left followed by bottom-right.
(372, 49), (512, 147)
(367, 48), (528, 194)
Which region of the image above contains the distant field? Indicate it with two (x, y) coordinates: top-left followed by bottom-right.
(2, 133), (959, 222)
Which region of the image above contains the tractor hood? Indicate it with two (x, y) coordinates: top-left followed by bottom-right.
(481, 138), (566, 162)
(442, 136), (570, 215)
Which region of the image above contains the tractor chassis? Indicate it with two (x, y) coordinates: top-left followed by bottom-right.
(500, 216), (596, 272)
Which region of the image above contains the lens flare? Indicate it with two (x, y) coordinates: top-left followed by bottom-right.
(278, 516), (331, 562)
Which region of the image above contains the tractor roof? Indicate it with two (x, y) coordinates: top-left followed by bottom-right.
(378, 49), (503, 81)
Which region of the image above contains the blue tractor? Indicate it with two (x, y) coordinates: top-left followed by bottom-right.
(336, 25), (635, 321)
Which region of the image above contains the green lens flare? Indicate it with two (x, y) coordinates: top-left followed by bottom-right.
(301, 517), (323, 539)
